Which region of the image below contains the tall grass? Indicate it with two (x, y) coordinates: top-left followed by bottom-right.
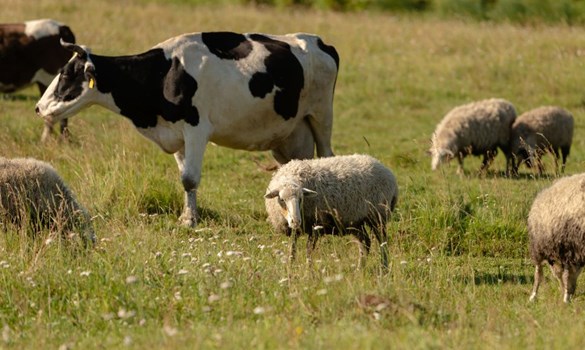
(148, 0), (585, 24)
(2, 0), (585, 348)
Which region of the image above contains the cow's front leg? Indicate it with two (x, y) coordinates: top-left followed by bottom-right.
(176, 124), (210, 227)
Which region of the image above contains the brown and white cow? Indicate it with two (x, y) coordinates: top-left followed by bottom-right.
(0, 19), (75, 141)
(36, 32), (339, 227)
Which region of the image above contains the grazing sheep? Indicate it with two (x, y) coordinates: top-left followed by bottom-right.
(510, 106), (574, 176)
(264, 154), (398, 269)
(429, 98), (517, 175)
(528, 173), (585, 303)
(0, 157), (95, 244)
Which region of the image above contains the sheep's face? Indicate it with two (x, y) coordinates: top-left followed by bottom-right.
(512, 136), (536, 168)
(265, 185), (317, 231)
(430, 148), (453, 170)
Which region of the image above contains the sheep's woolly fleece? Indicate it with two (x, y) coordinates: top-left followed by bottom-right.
(510, 106), (573, 164)
(430, 98), (517, 171)
(265, 154), (398, 234)
(0, 157), (94, 242)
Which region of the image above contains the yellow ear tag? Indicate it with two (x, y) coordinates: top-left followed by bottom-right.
(88, 78), (95, 89)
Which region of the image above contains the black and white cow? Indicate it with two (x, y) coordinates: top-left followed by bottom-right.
(36, 32), (339, 227)
(0, 19), (76, 141)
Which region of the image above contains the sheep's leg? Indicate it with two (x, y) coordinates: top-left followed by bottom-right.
(456, 154), (464, 175)
(504, 152), (512, 177)
(529, 263), (543, 302)
(550, 263), (564, 292)
(354, 229), (371, 270)
(289, 229), (300, 263)
(306, 234), (318, 264)
(176, 124), (210, 228)
(562, 267), (572, 303)
(479, 151), (495, 174)
(563, 265), (582, 303)
(561, 146), (570, 173)
(374, 224), (389, 271)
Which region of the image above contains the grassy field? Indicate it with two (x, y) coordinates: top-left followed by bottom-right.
(3, 0), (585, 348)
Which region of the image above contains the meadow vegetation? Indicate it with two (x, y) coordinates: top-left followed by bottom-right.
(2, 0), (585, 348)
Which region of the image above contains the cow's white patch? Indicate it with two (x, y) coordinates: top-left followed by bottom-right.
(31, 68), (56, 87)
(37, 76), (118, 123)
(24, 19), (61, 40)
(136, 117), (187, 154)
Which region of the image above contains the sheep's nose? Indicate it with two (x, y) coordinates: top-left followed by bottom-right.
(35, 106), (40, 115)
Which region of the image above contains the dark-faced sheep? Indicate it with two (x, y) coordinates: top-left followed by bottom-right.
(429, 98), (517, 176)
(264, 154), (398, 269)
(528, 173), (585, 303)
(0, 157), (95, 244)
(510, 106), (573, 176)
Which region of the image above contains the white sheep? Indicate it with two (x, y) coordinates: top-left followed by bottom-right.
(0, 157), (95, 244)
(528, 173), (585, 303)
(264, 154), (398, 269)
(429, 98), (517, 175)
(510, 106), (574, 176)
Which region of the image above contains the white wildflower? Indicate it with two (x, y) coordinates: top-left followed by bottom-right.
(117, 308), (136, 319)
(124, 336), (132, 346)
(253, 306), (266, 315)
(163, 325), (178, 337)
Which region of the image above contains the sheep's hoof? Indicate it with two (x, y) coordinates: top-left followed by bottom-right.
(178, 214), (197, 228)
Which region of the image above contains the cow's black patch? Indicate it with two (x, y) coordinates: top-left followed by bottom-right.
(248, 72), (273, 98)
(161, 57), (199, 126)
(248, 34), (304, 120)
(89, 49), (199, 128)
(202, 32), (253, 60)
(317, 38), (339, 69)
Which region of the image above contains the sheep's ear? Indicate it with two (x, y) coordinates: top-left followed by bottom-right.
(264, 189), (279, 199)
(302, 188), (318, 197)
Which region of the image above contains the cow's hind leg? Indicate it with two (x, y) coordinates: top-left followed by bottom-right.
(307, 109), (335, 158)
(272, 119), (314, 164)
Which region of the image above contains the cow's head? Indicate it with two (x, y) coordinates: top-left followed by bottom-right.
(35, 41), (98, 123)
